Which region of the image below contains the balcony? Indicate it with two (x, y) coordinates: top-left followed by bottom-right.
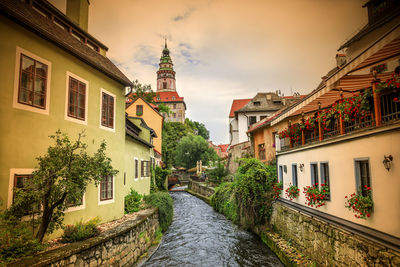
(278, 86), (399, 152)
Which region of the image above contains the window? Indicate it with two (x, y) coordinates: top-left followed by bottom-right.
(13, 174), (37, 215)
(100, 176), (113, 201)
(254, 101), (261, 106)
(141, 161), (150, 177)
(101, 91), (115, 129)
(136, 105), (143, 116)
(135, 159), (138, 179)
(310, 163), (318, 186)
(173, 113), (176, 118)
(278, 165), (283, 183)
(18, 54), (48, 109)
(249, 116), (257, 126)
(292, 164), (298, 187)
(172, 96), (176, 100)
(258, 143), (265, 160)
(260, 116), (267, 120)
(157, 96), (160, 101)
(173, 104), (176, 109)
(272, 131), (277, 148)
(163, 82), (167, 89)
(67, 76), (86, 120)
(320, 162), (330, 200)
(355, 160), (371, 196)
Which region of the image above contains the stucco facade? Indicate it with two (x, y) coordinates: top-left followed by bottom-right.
(0, 1), (152, 239)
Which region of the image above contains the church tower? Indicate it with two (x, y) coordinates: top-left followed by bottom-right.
(156, 40), (176, 92)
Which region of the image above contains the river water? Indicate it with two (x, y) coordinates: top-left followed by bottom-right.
(143, 192), (283, 267)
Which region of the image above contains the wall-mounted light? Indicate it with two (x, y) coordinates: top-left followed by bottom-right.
(299, 163), (304, 172)
(318, 101), (321, 110)
(383, 155), (393, 171)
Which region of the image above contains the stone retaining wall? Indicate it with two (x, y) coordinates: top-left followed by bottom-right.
(270, 202), (400, 266)
(188, 180), (215, 197)
(10, 208), (159, 267)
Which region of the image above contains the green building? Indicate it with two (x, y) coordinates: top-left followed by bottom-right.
(0, 0), (153, 238)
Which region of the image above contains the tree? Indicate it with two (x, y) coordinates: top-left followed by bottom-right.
(173, 134), (218, 169)
(158, 103), (170, 116)
(185, 119), (210, 140)
(9, 131), (118, 242)
(128, 79), (156, 104)
(162, 122), (194, 167)
(206, 160), (228, 184)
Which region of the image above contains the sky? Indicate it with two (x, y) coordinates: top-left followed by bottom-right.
(50, 0), (367, 144)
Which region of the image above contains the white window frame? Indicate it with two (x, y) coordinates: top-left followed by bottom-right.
(8, 168), (35, 208)
(65, 192), (86, 213)
(99, 88), (116, 132)
(98, 175), (115, 205)
(13, 46), (52, 115)
(64, 71), (89, 125)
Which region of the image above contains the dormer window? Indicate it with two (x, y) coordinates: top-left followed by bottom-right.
(157, 96), (160, 101)
(254, 101), (261, 106)
(172, 96), (176, 100)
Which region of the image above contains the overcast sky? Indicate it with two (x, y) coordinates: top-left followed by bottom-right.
(50, 0), (367, 144)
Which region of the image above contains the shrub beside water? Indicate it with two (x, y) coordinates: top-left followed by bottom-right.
(144, 192), (173, 232)
(61, 217), (100, 243)
(210, 182), (238, 223)
(124, 188), (143, 214)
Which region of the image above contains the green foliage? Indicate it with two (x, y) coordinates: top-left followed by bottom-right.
(210, 158), (277, 229)
(61, 217), (100, 243)
(155, 166), (170, 191)
(185, 119), (210, 140)
(128, 79), (156, 104)
(8, 130), (118, 242)
(211, 183), (238, 223)
(152, 227), (163, 245)
(173, 134), (218, 169)
(206, 161), (228, 185)
(124, 189), (143, 214)
(158, 103), (170, 116)
(234, 158), (277, 227)
(0, 212), (44, 263)
(162, 122), (194, 167)
(144, 192), (173, 232)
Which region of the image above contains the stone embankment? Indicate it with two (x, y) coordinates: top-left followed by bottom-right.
(9, 208), (159, 267)
(188, 180), (215, 198)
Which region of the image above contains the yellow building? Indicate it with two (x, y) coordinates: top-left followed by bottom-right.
(126, 97), (164, 164)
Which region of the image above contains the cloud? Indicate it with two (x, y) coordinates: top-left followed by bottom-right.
(172, 7), (196, 22)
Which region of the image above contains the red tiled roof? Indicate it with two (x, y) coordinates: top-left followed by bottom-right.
(154, 91), (184, 102)
(218, 144), (229, 152)
(229, 99), (252, 118)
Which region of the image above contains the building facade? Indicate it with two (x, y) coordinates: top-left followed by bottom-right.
(0, 0), (152, 239)
(154, 42), (186, 123)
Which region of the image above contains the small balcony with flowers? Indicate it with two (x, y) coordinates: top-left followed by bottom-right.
(277, 69), (400, 152)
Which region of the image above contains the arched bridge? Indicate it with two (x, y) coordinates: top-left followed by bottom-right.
(168, 175), (181, 190)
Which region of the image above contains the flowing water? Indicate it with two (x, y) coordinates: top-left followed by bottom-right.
(142, 192), (283, 267)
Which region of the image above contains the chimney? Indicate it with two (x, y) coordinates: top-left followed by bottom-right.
(336, 54), (347, 68)
(66, 0), (89, 31)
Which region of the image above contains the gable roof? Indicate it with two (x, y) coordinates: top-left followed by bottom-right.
(126, 96), (164, 118)
(0, 0), (132, 87)
(154, 91), (184, 102)
(218, 144), (229, 153)
(229, 99), (252, 118)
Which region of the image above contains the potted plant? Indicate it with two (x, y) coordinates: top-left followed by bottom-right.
(378, 72), (400, 102)
(285, 184), (300, 200)
(273, 181), (283, 199)
(303, 183), (329, 208)
(344, 186), (373, 219)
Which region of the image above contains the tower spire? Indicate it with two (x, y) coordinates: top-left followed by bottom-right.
(164, 37), (167, 48)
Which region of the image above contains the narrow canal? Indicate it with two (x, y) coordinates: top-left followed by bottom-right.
(143, 192), (283, 267)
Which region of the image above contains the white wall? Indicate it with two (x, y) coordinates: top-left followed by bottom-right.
(277, 128), (400, 237)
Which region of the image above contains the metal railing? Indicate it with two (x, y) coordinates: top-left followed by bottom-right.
(381, 92), (400, 124)
(323, 119), (340, 140)
(344, 113), (375, 134)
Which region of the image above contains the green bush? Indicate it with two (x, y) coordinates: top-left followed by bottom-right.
(206, 161), (228, 185)
(0, 214), (43, 263)
(211, 182), (238, 223)
(124, 188), (143, 214)
(144, 192), (173, 232)
(155, 166), (170, 191)
(61, 217), (100, 243)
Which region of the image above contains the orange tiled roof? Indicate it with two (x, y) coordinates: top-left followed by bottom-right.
(229, 99), (252, 118)
(154, 91), (184, 102)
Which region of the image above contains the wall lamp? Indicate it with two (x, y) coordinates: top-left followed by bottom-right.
(383, 155), (393, 171)
(299, 163), (304, 172)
